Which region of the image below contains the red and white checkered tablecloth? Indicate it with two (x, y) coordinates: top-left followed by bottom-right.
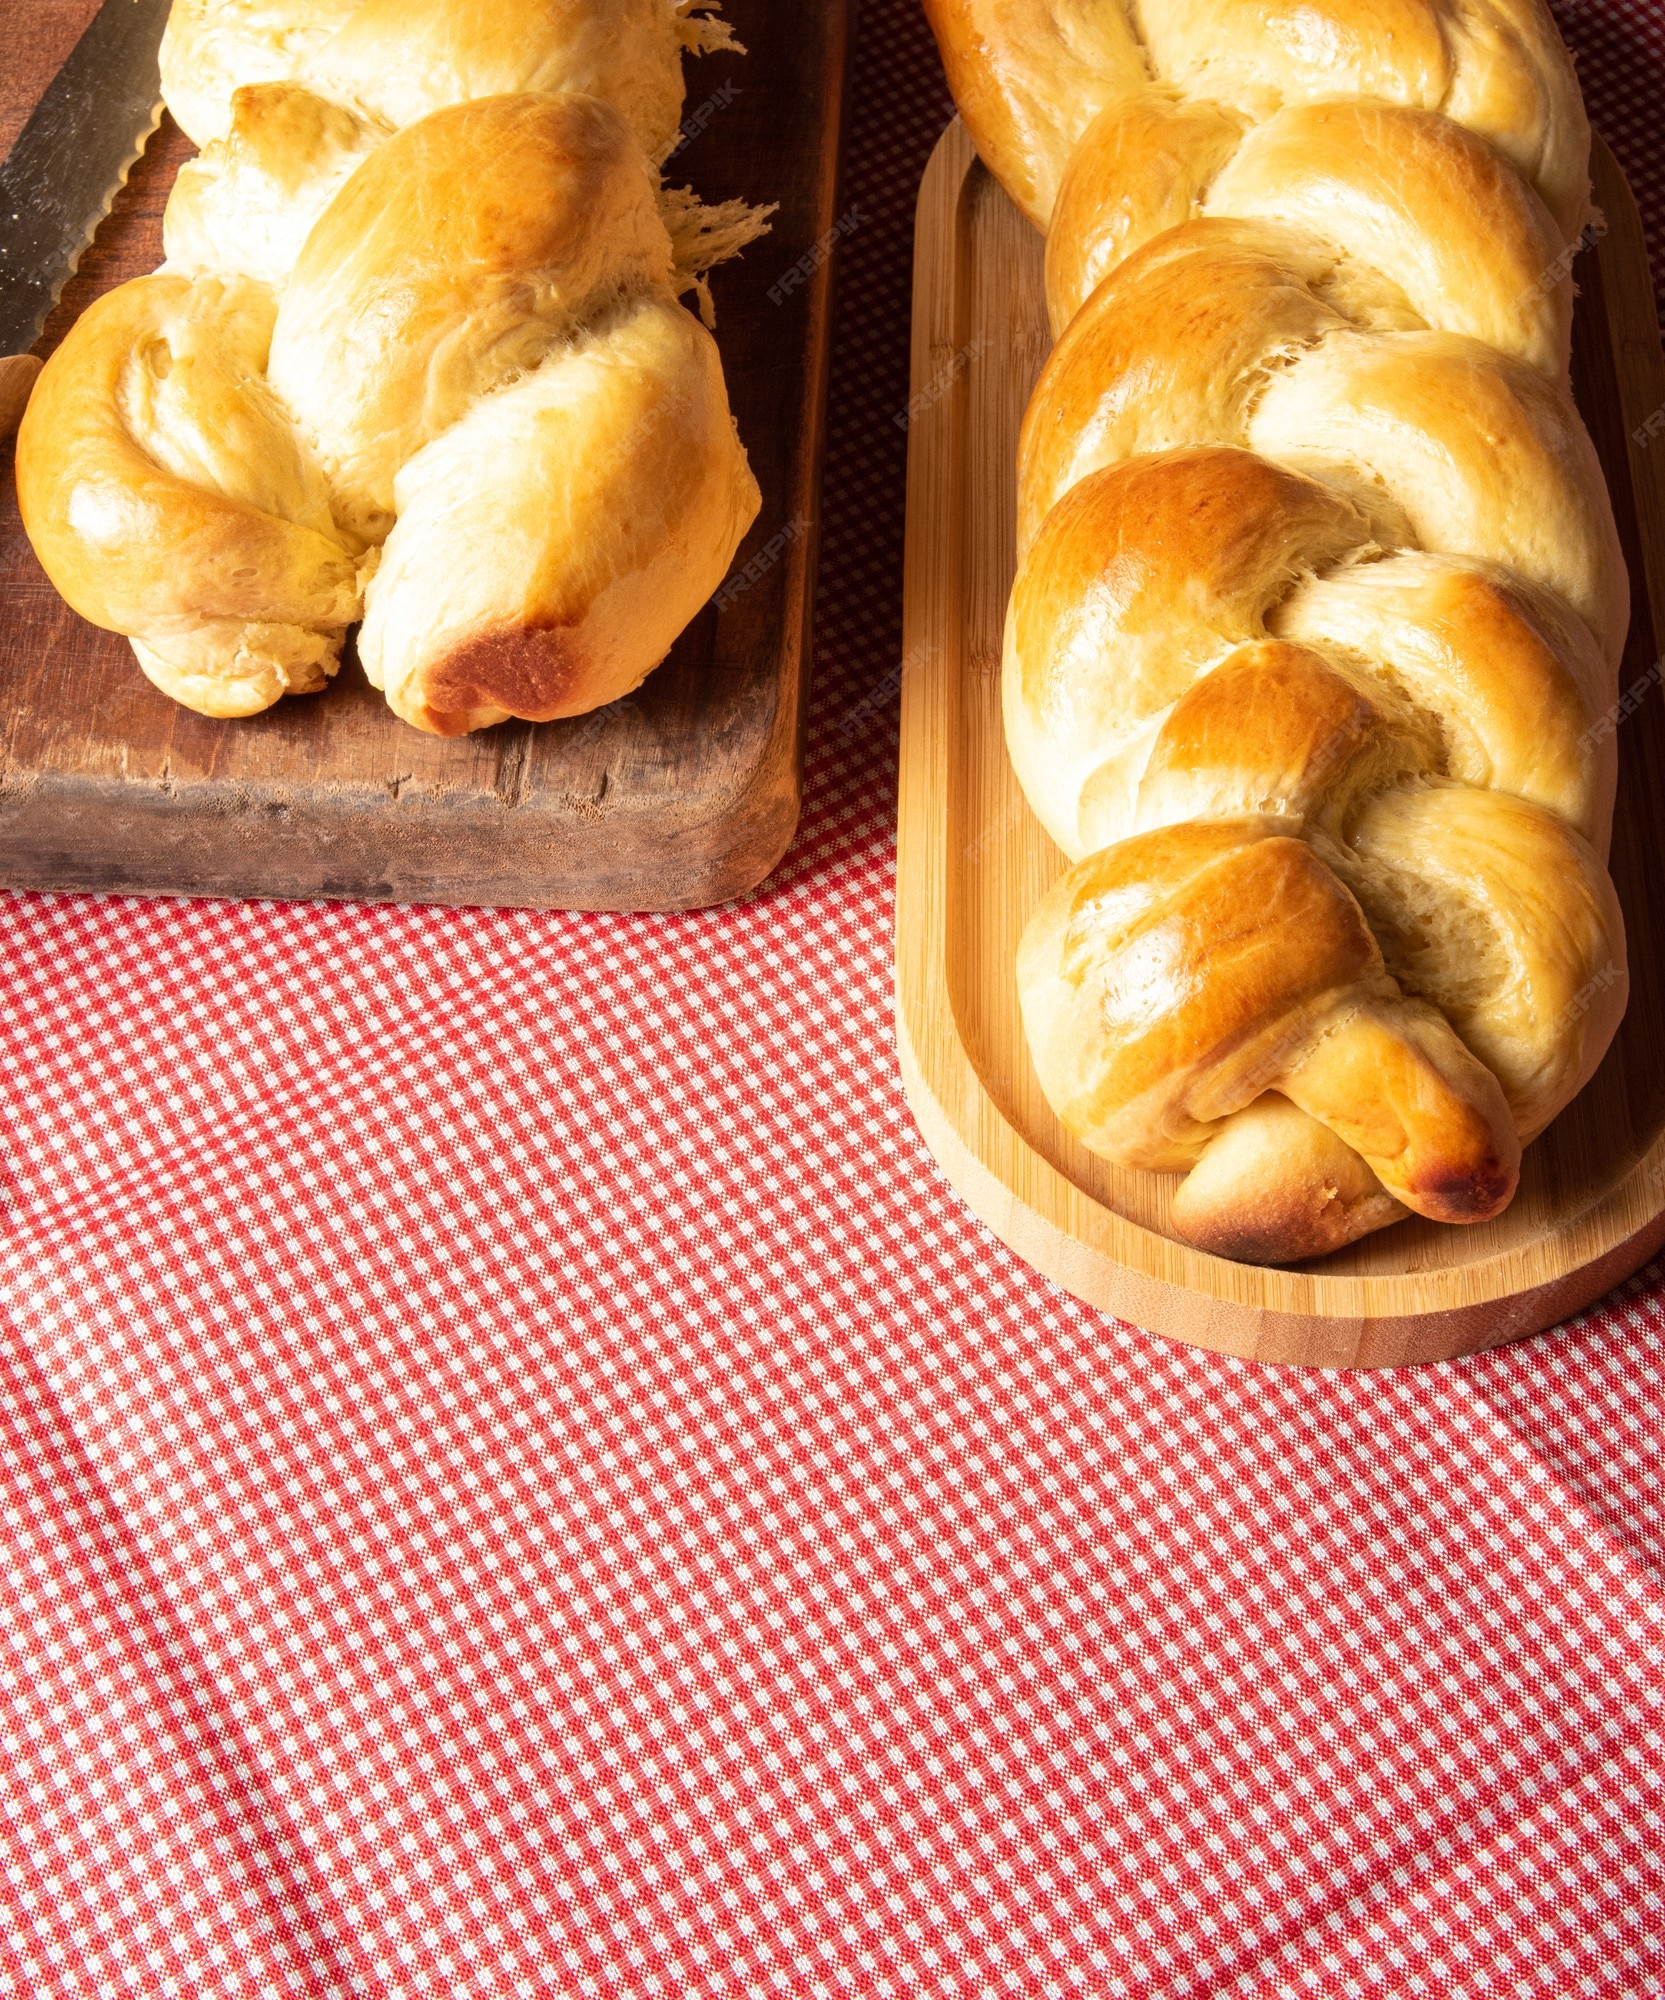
(3, 4), (1664, 1995)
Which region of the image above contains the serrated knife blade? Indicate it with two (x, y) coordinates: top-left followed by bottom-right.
(0, 0), (174, 432)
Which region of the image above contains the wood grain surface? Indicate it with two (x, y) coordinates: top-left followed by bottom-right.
(897, 118), (1665, 1369)
(0, 0), (850, 911)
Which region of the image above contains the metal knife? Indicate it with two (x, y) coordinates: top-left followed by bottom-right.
(0, 0), (174, 440)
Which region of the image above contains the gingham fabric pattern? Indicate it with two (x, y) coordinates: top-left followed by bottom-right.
(2, 3), (1664, 1996)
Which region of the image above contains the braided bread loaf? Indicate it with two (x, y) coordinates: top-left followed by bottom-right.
(17, 0), (766, 734)
(922, 0), (1631, 1265)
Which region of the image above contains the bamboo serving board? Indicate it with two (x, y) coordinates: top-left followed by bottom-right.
(0, 0), (849, 912)
(897, 118), (1665, 1370)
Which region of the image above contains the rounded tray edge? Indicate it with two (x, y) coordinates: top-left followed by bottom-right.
(896, 992), (1665, 1367)
(893, 117), (1665, 1369)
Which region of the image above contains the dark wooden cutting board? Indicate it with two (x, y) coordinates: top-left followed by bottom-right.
(0, 0), (850, 911)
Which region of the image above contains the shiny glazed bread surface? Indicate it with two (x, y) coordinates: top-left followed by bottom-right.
(923, 0), (1630, 1264)
(17, 0), (765, 733)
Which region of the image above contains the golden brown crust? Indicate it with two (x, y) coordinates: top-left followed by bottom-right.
(923, 0), (1592, 240)
(1139, 0), (1452, 114)
(1017, 222), (1350, 554)
(269, 92), (673, 545)
(964, 0), (1628, 1262)
(1281, 1008), (1520, 1226)
(919, 0), (1147, 226)
(16, 275), (361, 718)
(159, 0), (362, 147)
(1132, 641), (1433, 837)
(1205, 101), (1571, 375)
(1274, 556), (1616, 846)
(20, 2), (763, 729)
(160, 0), (697, 160)
(1016, 222), (1625, 653)
(1004, 434), (1622, 1260)
(420, 627), (585, 737)
(1169, 1098), (1406, 1266)
(1339, 788), (1628, 1142)
(163, 81), (386, 286)
(1043, 97), (1571, 362)
(1044, 95), (1243, 336)
(1017, 821), (1521, 1222)
(359, 292), (759, 736)
(1248, 331), (1627, 657)
(1006, 448), (1372, 858)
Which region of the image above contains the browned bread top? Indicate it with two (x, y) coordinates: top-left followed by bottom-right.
(925, 0), (1630, 1264)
